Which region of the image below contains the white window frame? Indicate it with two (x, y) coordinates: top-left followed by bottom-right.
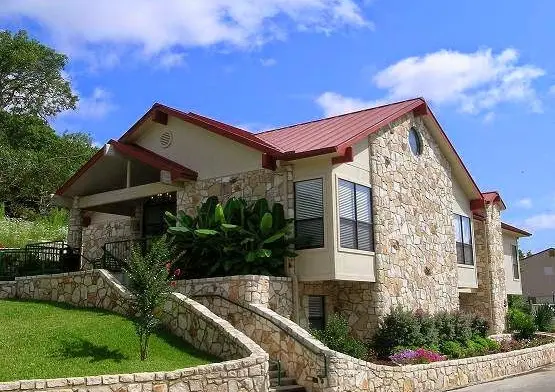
(335, 176), (375, 255)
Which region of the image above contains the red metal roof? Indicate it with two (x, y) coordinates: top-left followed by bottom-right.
(481, 191), (507, 210)
(257, 98), (424, 154)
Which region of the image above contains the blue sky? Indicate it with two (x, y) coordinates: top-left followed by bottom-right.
(1, 0), (554, 252)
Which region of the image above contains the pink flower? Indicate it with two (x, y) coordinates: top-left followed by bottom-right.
(174, 268), (181, 277)
(165, 262), (171, 271)
(170, 281), (177, 287)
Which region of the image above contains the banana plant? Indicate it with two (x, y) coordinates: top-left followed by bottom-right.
(165, 196), (296, 278)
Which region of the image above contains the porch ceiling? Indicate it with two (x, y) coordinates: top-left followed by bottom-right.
(56, 141), (197, 198)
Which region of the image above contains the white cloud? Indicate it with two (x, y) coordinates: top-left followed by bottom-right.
(374, 48), (545, 115)
(316, 92), (388, 117)
(0, 0), (368, 67)
(260, 58), (277, 67)
(549, 85), (555, 95)
(158, 52), (186, 69)
(524, 214), (555, 230)
(62, 87), (116, 120)
(483, 112), (495, 124)
(316, 48), (546, 117)
(516, 198), (533, 209)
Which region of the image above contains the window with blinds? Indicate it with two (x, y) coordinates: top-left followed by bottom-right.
(294, 179), (324, 249)
(308, 295), (326, 330)
(338, 179), (374, 252)
(512, 244), (520, 279)
(453, 214), (474, 265)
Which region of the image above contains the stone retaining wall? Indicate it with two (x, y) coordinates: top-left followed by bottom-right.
(0, 280), (16, 299)
(175, 275), (293, 318)
(0, 270), (269, 392)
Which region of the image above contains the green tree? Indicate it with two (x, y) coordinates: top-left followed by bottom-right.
(0, 112), (96, 217)
(0, 30), (77, 119)
(518, 249), (532, 260)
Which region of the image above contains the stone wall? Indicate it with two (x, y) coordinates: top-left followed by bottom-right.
(0, 357), (267, 392)
(298, 281), (378, 341)
(192, 295), (329, 392)
(175, 275), (294, 318)
(369, 112), (459, 318)
(0, 280), (16, 299)
(459, 208), (508, 334)
(176, 167), (294, 219)
(15, 270), (134, 315)
(325, 340), (555, 392)
(0, 270), (269, 392)
(81, 215), (138, 262)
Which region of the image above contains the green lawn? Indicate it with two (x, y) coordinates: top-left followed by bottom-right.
(0, 300), (217, 381)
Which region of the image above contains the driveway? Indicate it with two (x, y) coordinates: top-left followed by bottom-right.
(456, 363), (555, 391)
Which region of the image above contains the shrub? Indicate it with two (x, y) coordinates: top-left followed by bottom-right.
(471, 314), (490, 337)
(372, 308), (422, 358)
(434, 312), (459, 342)
(454, 312), (473, 342)
(508, 294), (532, 314)
(464, 339), (488, 356)
(439, 341), (465, 359)
(416, 310), (439, 348)
(389, 348), (446, 365)
(472, 335), (500, 352)
(312, 314), (367, 359)
(508, 309), (537, 340)
(534, 304), (554, 332)
(123, 237), (180, 360)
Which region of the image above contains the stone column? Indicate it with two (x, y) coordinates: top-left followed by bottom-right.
(485, 203), (507, 333)
(67, 197), (83, 251)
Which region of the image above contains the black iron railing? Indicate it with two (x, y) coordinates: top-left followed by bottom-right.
(0, 241), (80, 281)
(100, 237), (160, 272)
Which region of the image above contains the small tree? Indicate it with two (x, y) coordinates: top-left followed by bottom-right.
(123, 237), (180, 360)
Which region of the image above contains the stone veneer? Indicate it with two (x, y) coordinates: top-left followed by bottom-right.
(459, 204), (507, 334)
(176, 167), (294, 219)
(175, 275), (293, 319)
(188, 289), (555, 392)
(297, 281), (377, 341)
(368, 112), (459, 318)
(0, 270), (269, 392)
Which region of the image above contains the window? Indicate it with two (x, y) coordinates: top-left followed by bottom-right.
(308, 296), (325, 330)
(453, 214), (473, 265)
(338, 179), (374, 251)
(294, 179), (324, 249)
(512, 245), (520, 279)
(408, 127), (423, 156)
(544, 267), (554, 276)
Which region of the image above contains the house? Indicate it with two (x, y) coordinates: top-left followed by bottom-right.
(520, 248), (555, 303)
(54, 97), (531, 337)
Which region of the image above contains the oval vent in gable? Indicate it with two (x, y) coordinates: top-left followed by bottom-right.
(160, 130), (173, 148)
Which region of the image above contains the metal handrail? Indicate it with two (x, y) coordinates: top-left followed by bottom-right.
(192, 293), (328, 380)
(268, 359), (282, 386)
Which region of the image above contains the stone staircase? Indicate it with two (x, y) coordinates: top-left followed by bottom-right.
(269, 361), (305, 392)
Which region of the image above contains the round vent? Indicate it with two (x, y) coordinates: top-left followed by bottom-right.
(160, 130), (173, 148)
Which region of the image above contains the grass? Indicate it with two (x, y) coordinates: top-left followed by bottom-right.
(0, 300), (217, 381)
(0, 207), (67, 248)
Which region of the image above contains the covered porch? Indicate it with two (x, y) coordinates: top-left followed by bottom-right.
(54, 140), (197, 268)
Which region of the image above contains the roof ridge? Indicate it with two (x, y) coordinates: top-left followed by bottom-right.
(257, 97), (424, 135)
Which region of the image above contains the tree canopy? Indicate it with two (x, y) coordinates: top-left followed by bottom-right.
(0, 30), (78, 119)
(0, 30), (95, 218)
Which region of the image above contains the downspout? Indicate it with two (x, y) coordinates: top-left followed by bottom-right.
(281, 162), (300, 322)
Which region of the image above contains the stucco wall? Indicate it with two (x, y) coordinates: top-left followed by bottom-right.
(503, 233), (522, 295)
(135, 116), (263, 180)
(369, 112), (459, 316)
(521, 249), (555, 301)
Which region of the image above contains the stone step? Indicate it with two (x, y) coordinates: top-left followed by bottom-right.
(270, 377), (297, 387)
(269, 385), (306, 392)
